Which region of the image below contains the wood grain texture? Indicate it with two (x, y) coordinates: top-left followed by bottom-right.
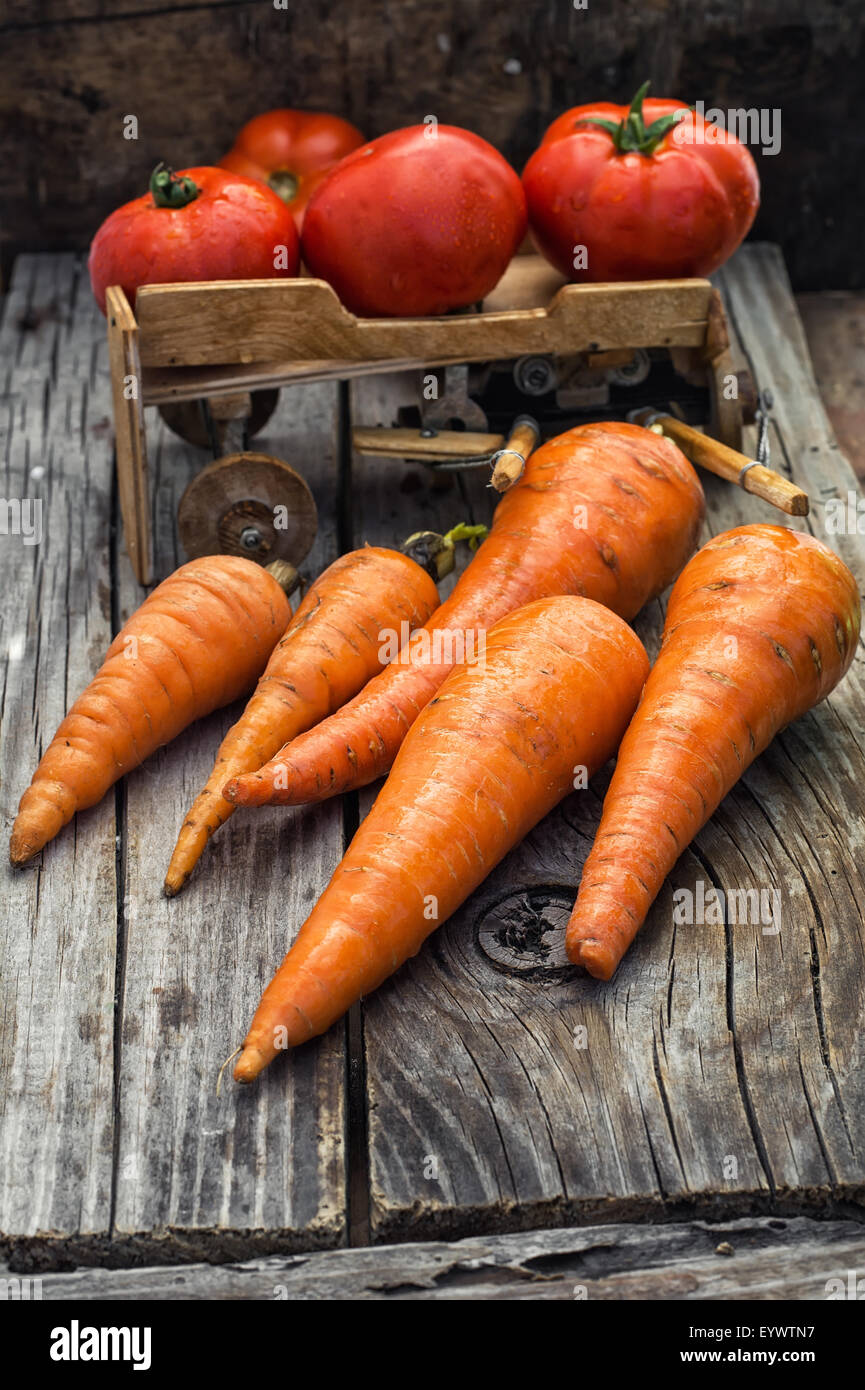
(353, 428), (505, 461)
(105, 286), (151, 583)
(141, 357), (498, 406)
(4, 1216), (861, 1299)
(108, 379), (348, 1262)
(0, 256), (118, 1258)
(1, 256), (349, 1266)
(348, 369), (497, 1242)
(358, 245), (865, 1244)
(133, 272), (712, 369)
(797, 292), (865, 484)
(1, 1), (863, 293)
(714, 245), (865, 1204)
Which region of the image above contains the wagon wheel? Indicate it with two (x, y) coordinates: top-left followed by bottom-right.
(159, 390), (280, 449)
(177, 451), (318, 567)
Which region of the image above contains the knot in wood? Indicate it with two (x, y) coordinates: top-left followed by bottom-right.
(476, 888), (574, 976)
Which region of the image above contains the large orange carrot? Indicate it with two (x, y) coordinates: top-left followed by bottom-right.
(164, 545), (440, 896)
(225, 421), (705, 809)
(10, 555), (295, 866)
(234, 595), (650, 1081)
(566, 524), (860, 980)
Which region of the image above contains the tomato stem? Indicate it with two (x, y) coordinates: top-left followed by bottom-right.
(149, 163), (201, 209)
(577, 81), (688, 157)
(402, 523), (489, 581)
(268, 170), (300, 204)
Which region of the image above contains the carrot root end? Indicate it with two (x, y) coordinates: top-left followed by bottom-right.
(566, 932), (617, 981)
(9, 832), (38, 867)
(233, 1045), (269, 1083)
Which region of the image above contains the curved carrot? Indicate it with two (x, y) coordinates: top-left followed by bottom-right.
(10, 555), (294, 866)
(234, 595), (650, 1081)
(225, 421), (704, 809)
(164, 546), (439, 896)
(566, 524), (861, 980)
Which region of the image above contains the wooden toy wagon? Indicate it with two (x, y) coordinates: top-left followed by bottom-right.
(106, 255), (794, 586)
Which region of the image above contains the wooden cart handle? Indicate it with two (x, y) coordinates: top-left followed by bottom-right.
(490, 415), (541, 492)
(630, 409), (809, 516)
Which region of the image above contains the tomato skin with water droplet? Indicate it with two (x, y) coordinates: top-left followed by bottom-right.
(522, 97), (760, 282)
(301, 125), (526, 317)
(88, 167), (299, 315)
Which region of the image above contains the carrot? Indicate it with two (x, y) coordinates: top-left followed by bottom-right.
(10, 555), (296, 866)
(225, 420), (705, 809)
(163, 544), (440, 896)
(234, 595), (650, 1081)
(566, 523), (861, 980)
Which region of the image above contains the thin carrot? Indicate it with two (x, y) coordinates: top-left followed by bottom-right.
(566, 523), (861, 980)
(225, 420), (705, 809)
(10, 555), (295, 866)
(164, 545), (440, 896)
(234, 595), (650, 1081)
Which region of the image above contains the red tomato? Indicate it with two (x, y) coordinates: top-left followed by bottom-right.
(523, 83), (760, 282)
(301, 124), (526, 317)
(220, 109), (366, 229)
(88, 165), (300, 314)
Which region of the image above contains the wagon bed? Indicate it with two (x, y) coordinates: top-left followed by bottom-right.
(1, 245), (864, 1295)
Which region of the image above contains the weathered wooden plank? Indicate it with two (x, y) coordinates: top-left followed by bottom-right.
(348, 371), (496, 1238)
(358, 245), (865, 1243)
(109, 382), (348, 1259)
(797, 292), (865, 485)
(712, 245), (865, 1203)
(356, 371), (754, 1240)
(346, 369), (492, 1242)
(0, 255), (118, 1258)
(5, 1216), (861, 1299)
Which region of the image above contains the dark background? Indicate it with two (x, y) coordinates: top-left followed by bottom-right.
(1, 0), (862, 289)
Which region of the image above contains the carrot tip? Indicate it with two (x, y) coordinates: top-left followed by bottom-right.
(223, 775), (270, 806)
(9, 836), (35, 867)
(233, 1046), (268, 1084)
(163, 859), (191, 897)
(566, 933), (617, 981)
